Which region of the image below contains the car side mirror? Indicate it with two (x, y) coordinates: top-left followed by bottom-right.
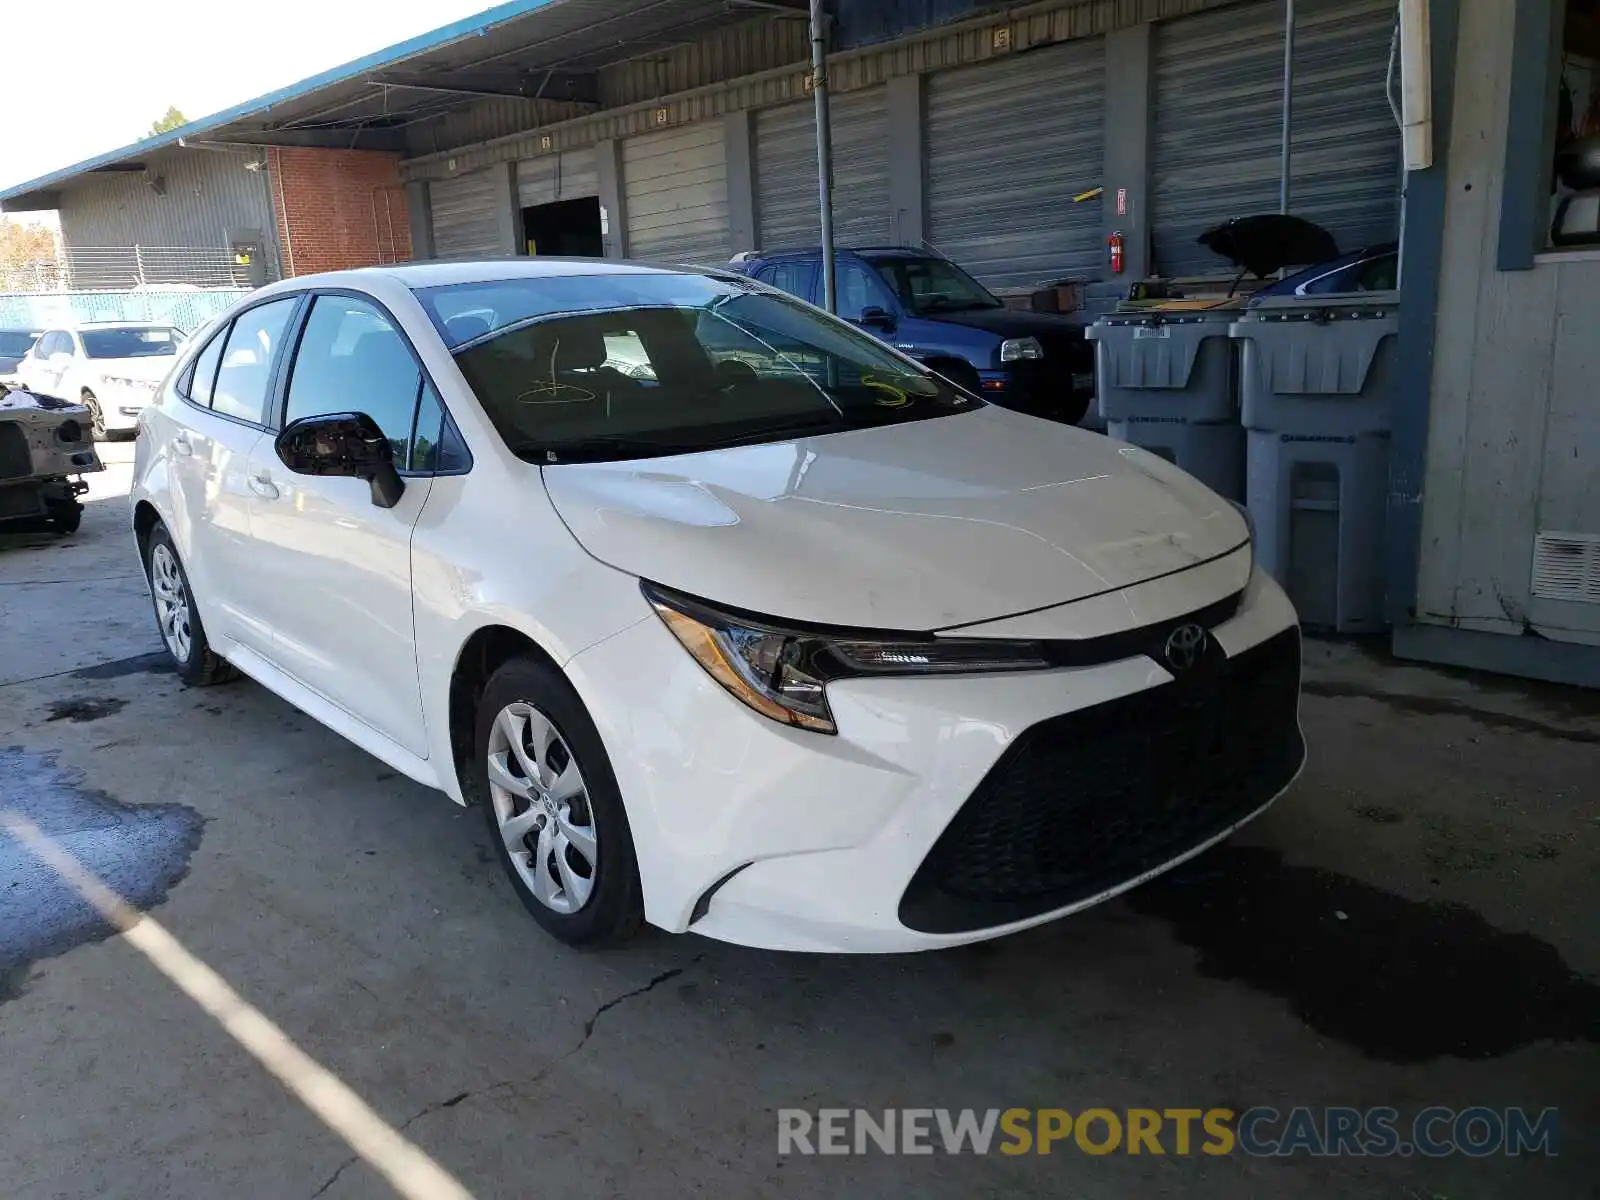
(858, 306), (896, 330)
(275, 411), (404, 509)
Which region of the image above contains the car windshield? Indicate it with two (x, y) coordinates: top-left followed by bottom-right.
(80, 326), (180, 359)
(872, 256), (1003, 316)
(0, 332), (38, 356)
(416, 272), (978, 464)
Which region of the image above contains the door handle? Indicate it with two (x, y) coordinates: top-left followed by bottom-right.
(249, 470), (280, 500)
(171, 433), (194, 457)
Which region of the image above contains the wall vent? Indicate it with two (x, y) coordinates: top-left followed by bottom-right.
(1530, 532), (1600, 604)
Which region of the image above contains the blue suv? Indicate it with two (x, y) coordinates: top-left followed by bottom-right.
(729, 247), (1095, 425)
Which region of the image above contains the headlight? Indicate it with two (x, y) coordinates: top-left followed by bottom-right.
(999, 336), (1044, 363)
(644, 583), (1053, 735)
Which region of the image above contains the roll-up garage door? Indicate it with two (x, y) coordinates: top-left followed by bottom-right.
(925, 40), (1105, 290)
(518, 147), (599, 207)
(1151, 0), (1401, 279)
(755, 88), (890, 250)
(623, 122), (729, 265)
(429, 169), (504, 259)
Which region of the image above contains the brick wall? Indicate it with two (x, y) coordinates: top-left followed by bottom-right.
(267, 147), (412, 277)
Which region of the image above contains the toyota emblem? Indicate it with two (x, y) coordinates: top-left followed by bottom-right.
(1163, 623), (1209, 672)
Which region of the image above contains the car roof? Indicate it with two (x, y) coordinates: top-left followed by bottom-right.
(259, 257), (706, 294)
(741, 245), (927, 261)
(52, 321), (178, 331)
(0, 327), (42, 334)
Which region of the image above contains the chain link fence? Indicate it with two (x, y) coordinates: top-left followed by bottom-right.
(0, 289), (251, 335)
(0, 245), (277, 293)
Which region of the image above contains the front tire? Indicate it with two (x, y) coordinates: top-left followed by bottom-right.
(47, 499), (82, 535)
(81, 389), (107, 441)
(144, 523), (235, 685)
(476, 656), (643, 946)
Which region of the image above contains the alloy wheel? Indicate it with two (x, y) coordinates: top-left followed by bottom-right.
(486, 701), (598, 914)
(83, 391), (105, 439)
(149, 543), (193, 663)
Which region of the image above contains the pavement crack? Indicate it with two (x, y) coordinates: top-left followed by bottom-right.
(306, 958), (702, 1196)
(580, 957), (703, 1044)
(308, 1090), (475, 1198)
(309, 1155), (356, 1199)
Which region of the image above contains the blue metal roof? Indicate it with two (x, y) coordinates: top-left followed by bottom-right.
(2, 0), (796, 207)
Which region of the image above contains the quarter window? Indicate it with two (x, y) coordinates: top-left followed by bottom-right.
(283, 296), (422, 464)
(409, 381), (470, 473)
(212, 299), (297, 424)
(186, 330), (226, 409)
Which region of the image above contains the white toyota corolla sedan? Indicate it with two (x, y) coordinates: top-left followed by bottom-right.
(130, 259), (1304, 952)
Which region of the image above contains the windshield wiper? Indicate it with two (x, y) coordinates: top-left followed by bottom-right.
(690, 415), (846, 449)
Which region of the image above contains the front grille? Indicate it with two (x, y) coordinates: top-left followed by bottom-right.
(899, 627), (1305, 934)
(0, 424), (30, 480)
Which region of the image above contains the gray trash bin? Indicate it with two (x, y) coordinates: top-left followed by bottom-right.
(1230, 293), (1399, 632)
(1085, 308), (1243, 499)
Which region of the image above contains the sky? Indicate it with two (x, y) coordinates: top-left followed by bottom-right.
(1, 0), (495, 195)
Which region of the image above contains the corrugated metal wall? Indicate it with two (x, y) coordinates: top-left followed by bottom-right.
(1151, 0), (1402, 278)
(518, 147), (600, 207)
(399, 0), (1241, 182)
(754, 88), (890, 249)
(406, 98), (594, 159)
(925, 39), (1106, 288)
(623, 121), (730, 265)
(430, 170), (506, 258)
(599, 15), (809, 107)
(57, 146), (279, 268)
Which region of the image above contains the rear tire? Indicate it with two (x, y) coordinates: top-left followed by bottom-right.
(476, 655), (643, 947)
(144, 523), (236, 686)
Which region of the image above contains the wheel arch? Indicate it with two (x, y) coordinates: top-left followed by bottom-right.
(446, 624), (566, 805)
(132, 499), (163, 559)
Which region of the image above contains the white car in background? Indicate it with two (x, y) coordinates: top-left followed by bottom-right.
(16, 322), (182, 438)
(128, 260), (1305, 953)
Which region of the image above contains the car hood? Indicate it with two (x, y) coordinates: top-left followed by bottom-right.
(88, 355), (175, 382)
(541, 406), (1248, 631)
(919, 306), (1087, 339)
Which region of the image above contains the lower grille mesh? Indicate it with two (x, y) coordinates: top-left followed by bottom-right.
(899, 628), (1305, 934)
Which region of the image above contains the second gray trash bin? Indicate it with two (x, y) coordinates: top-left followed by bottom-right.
(1086, 308), (1243, 500)
(1231, 293), (1399, 632)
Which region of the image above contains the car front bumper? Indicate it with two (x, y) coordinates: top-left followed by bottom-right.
(563, 564), (1303, 953)
(977, 366), (1095, 421)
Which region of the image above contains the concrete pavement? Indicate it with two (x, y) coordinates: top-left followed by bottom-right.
(2, 441), (1596, 1198)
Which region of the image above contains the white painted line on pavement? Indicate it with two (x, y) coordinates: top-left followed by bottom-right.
(2, 812), (475, 1200)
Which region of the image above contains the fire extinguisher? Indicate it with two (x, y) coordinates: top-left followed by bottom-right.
(1108, 231), (1125, 275)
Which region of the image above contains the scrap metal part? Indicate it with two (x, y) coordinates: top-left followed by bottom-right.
(0, 389), (104, 533)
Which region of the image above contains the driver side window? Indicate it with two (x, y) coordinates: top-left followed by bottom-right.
(283, 295), (465, 475)
(836, 260), (888, 323)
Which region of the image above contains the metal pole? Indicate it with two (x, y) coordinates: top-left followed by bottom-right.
(809, 0), (837, 313)
(1279, 0), (1296, 214)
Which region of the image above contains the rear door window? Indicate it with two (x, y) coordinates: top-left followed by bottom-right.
(211, 298), (297, 424)
(755, 261), (813, 301)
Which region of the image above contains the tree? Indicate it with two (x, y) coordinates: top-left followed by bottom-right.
(149, 106), (188, 136)
(0, 219), (62, 291)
